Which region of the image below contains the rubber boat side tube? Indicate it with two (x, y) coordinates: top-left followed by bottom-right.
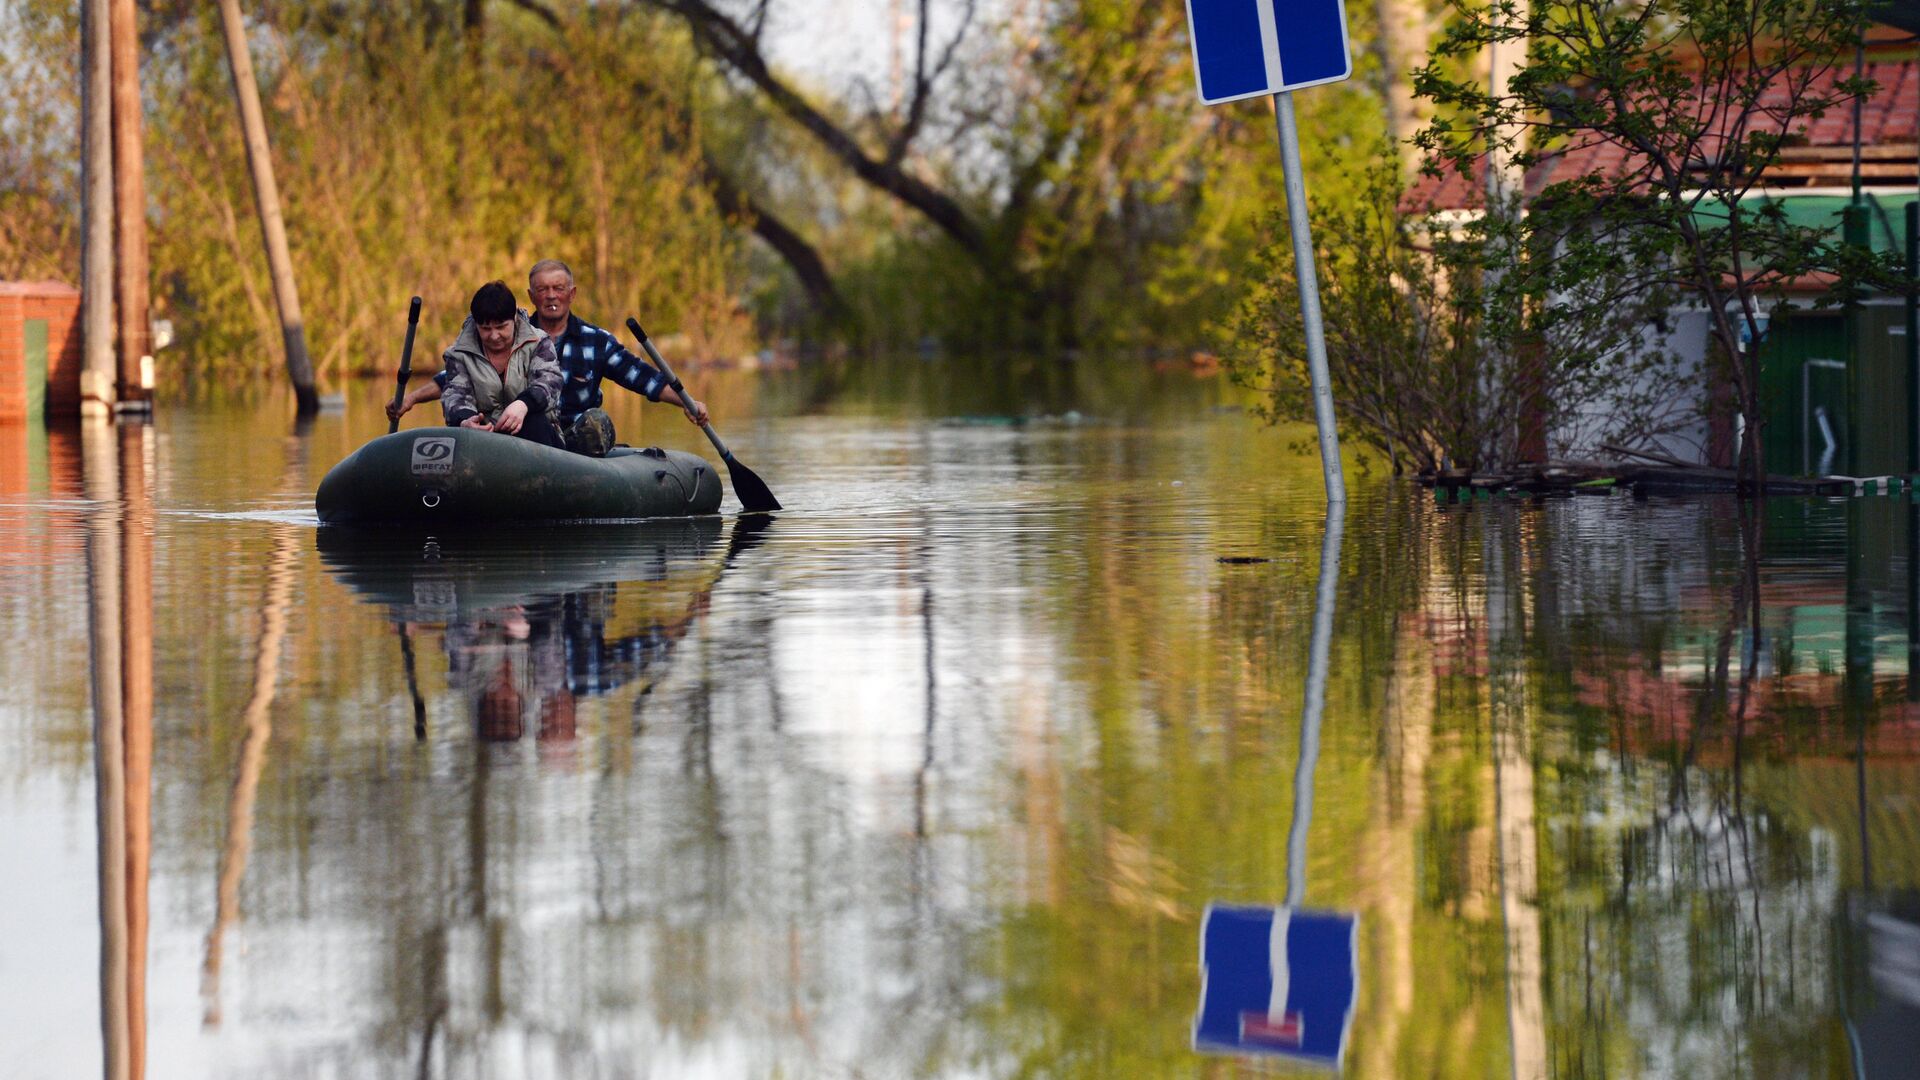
(315, 428), (723, 525)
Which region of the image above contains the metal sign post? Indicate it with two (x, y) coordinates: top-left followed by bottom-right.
(1273, 94), (1345, 506)
(1184, 0), (1354, 505)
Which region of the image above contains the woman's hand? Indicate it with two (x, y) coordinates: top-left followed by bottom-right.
(495, 400), (529, 434)
(460, 414), (494, 431)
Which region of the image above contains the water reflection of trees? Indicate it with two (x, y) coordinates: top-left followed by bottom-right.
(44, 410), (1920, 1076)
(1489, 496), (1917, 1078)
(85, 420), (156, 1080)
(303, 520), (805, 1071)
(974, 483), (1439, 1074)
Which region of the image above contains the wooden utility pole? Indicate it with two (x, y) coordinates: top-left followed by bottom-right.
(81, 0), (116, 417)
(109, 0), (152, 411)
(215, 0), (319, 415)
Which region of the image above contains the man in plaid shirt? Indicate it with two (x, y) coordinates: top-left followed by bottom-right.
(388, 259), (708, 454)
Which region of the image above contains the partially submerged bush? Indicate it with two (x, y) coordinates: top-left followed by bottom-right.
(1226, 153), (1692, 475)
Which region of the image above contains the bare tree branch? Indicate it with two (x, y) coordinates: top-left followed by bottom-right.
(884, 0), (976, 167)
(502, 0), (562, 29)
(702, 152), (850, 325)
(642, 0), (992, 260)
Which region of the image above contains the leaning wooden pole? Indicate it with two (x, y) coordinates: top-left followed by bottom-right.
(109, 0), (152, 412)
(81, 0), (116, 417)
(215, 0), (318, 415)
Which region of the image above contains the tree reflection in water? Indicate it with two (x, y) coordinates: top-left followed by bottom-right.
(28, 396), (1920, 1077)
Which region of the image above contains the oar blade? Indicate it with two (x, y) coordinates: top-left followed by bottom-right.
(724, 456), (782, 512)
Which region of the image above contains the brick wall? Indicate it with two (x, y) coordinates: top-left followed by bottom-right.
(0, 281), (83, 421)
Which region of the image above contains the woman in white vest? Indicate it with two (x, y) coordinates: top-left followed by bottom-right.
(438, 280), (565, 447)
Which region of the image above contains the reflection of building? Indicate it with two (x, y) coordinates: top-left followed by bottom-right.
(1409, 496), (1920, 1077)
(1554, 501), (1920, 760)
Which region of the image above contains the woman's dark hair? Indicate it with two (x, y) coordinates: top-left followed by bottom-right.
(469, 280), (517, 324)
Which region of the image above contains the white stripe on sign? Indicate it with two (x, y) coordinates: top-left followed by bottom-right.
(1255, 0), (1284, 89)
(1268, 906), (1292, 1019)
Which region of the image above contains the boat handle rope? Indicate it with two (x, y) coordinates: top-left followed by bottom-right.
(656, 468), (695, 503)
(654, 468), (702, 505)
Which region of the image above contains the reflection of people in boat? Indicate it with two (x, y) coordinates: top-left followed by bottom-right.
(447, 600), (574, 743)
(560, 584), (707, 697)
(445, 583), (707, 743)
(318, 516), (765, 742)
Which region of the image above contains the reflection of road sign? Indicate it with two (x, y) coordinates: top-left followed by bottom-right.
(1194, 904), (1357, 1066)
(1183, 0), (1354, 105)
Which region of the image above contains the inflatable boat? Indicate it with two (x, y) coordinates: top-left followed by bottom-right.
(315, 428), (723, 525)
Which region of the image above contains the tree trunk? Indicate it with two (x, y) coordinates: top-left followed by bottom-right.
(649, 0), (990, 260)
(1481, 5), (1526, 454)
(216, 0), (319, 415)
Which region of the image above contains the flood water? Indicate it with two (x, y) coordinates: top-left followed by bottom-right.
(1, 359), (1917, 1078)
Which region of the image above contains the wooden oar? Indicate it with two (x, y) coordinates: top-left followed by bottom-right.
(386, 296), (423, 434)
(626, 317), (782, 512)
(396, 622), (427, 740)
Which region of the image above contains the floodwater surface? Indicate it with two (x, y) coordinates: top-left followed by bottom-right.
(0, 360), (1916, 1078)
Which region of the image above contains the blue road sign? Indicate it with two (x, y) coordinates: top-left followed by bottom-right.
(1183, 0), (1354, 105)
(1194, 904), (1358, 1066)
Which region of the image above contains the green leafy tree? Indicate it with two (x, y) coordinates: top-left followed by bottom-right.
(1412, 0), (1895, 487)
(139, 2), (747, 389)
(0, 0), (79, 281)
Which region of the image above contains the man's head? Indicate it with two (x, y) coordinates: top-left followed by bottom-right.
(527, 259), (576, 326)
(469, 280), (517, 355)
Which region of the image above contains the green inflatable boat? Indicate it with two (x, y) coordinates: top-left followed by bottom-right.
(315, 428), (723, 525)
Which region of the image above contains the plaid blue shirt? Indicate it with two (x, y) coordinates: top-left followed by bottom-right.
(437, 311), (665, 421)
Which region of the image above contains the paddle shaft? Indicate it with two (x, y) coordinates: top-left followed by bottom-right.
(387, 296), (423, 434)
(626, 318), (780, 512)
(626, 319), (734, 461)
(396, 621), (426, 740)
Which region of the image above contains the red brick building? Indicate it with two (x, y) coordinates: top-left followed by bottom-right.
(0, 281), (83, 422)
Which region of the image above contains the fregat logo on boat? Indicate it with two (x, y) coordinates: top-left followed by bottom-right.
(410, 437), (456, 477)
